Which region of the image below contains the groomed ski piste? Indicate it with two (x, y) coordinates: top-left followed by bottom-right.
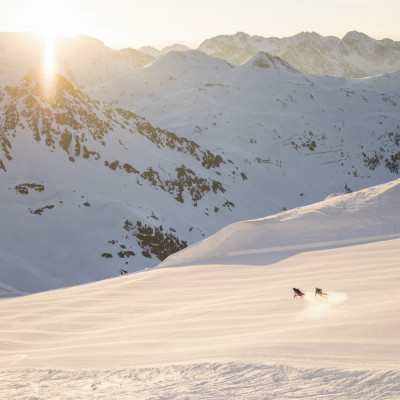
(1, 179), (400, 399)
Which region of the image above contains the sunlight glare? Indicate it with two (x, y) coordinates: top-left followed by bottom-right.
(43, 34), (56, 88)
(25, 0), (81, 89)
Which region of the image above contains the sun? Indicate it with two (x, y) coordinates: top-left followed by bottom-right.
(27, 0), (81, 36)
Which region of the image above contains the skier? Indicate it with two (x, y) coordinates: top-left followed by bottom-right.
(293, 288), (304, 297)
(315, 287), (327, 296)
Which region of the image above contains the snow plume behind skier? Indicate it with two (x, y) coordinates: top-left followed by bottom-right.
(305, 292), (348, 316)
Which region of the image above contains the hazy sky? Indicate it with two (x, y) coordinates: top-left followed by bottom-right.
(0, 0), (399, 49)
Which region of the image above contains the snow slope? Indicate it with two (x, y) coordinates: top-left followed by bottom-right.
(161, 178), (400, 268)
(0, 180), (399, 398)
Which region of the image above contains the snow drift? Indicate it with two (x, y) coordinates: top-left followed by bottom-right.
(161, 179), (400, 267)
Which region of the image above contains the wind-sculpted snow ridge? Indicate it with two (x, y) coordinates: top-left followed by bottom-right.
(2, 363), (400, 399)
(161, 179), (400, 267)
(0, 281), (27, 298)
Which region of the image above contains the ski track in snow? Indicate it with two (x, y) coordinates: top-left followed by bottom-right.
(1, 363), (400, 400)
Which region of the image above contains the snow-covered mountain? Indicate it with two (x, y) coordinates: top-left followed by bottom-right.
(139, 43), (190, 58)
(0, 71), (240, 293)
(138, 45), (161, 57)
(0, 33), (153, 91)
(1, 39), (400, 294)
(198, 31), (400, 77)
(161, 43), (191, 54)
(1, 180), (399, 398)
(92, 49), (400, 199)
(56, 35), (155, 89)
(3, 30), (400, 92)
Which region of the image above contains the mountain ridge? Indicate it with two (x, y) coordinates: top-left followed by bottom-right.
(1, 30), (400, 93)
(198, 30), (400, 77)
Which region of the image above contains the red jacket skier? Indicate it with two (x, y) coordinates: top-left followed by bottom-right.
(293, 288), (304, 297)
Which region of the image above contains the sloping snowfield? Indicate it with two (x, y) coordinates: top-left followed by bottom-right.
(1, 180), (399, 399)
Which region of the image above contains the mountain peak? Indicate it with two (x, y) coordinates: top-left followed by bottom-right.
(342, 30), (371, 42)
(247, 51), (299, 73)
(293, 31), (324, 40)
(341, 31), (377, 48)
(138, 45), (161, 57)
(161, 43), (191, 55)
(147, 49), (232, 76)
(233, 32), (251, 40)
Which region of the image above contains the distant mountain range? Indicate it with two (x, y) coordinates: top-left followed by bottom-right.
(139, 43), (191, 57)
(198, 31), (400, 78)
(2, 30), (399, 87)
(138, 31), (400, 79)
(0, 31), (399, 294)
(65, 30), (400, 79)
(142, 31), (400, 78)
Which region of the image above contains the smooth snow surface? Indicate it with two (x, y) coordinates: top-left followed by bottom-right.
(161, 178), (400, 268)
(0, 180), (400, 398)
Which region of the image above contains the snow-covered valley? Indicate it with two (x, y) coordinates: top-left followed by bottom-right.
(0, 180), (399, 398)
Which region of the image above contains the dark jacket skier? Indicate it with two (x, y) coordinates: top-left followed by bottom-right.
(315, 287), (327, 296)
